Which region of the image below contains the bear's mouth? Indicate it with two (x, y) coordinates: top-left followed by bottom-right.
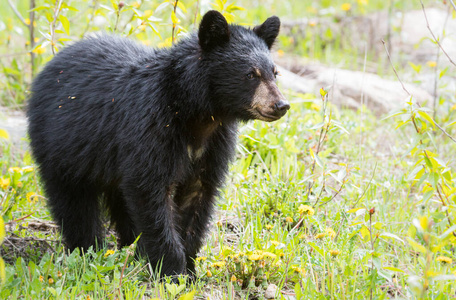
(255, 109), (282, 122)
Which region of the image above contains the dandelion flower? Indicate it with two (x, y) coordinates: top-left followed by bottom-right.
(39, 275), (44, 282)
(436, 256), (452, 264)
(27, 192), (37, 203)
(32, 45), (46, 55)
(270, 240), (280, 246)
(315, 233), (326, 239)
(0, 178), (10, 189)
(285, 216), (293, 223)
(22, 166), (34, 173)
(427, 61), (437, 68)
(263, 252), (277, 259)
(48, 277), (54, 284)
(293, 267), (306, 276)
(211, 261), (225, 268)
(8, 167), (21, 173)
(298, 205), (315, 216)
(325, 228), (336, 239)
(230, 275), (237, 282)
(104, 249), (115, 258)
(196, 256), (207, 262)
(265, 224), (273, 230)
(248, 250), (265, 261)
(330, 250), (340, 257)
(341, 3), (351, 11)
(206, 270), (212, 277)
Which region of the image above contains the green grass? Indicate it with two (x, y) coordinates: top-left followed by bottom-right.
(1, 89), (456, 298)
(1, 0), (456, 299)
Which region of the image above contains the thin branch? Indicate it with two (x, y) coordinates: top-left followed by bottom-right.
(171, 0), (179, 44)
(50, 0), (63, 55)
(383, 38), (456, 144)
(7, 0), (27, 26)
(381, 39), (411, 96)
(449, 0), (456, 12)
(420, 0), (456, 67)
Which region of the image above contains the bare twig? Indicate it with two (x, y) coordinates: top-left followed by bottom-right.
(420, 0), (456, 67)
(193, 0), (200, 30)
(383, 39), (456, 144)
(29, 0), (36, 77)
(50, 0), (63, 55)
(171, 0), (179, 44)
(449, 0), (456, 13)
(381, 39), (411, 96)
(6, 0), (27, 26)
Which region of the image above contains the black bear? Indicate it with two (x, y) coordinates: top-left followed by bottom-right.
(27, 10), (289, 278)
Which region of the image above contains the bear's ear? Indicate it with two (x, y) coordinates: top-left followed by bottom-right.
(198, 10), (230, 51)
(253, 16), (280, 49)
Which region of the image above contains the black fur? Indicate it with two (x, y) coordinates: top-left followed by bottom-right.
(27, 10), (287, 278)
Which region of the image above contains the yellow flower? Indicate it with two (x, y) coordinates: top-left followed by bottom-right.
(39, 275), (44, 282)
(196, 256), (207, 261)
(86, 296), (92, 300)
(17, 182), (23, 188)
(330, 250), (340, 257)
(265, 224), (273, 230)
(270, 240), (280, 246)
(309, 21), (317, 27)
(48, 277), (54, 284)
(285, 216), (293, 223)
(436, 256), (452, 264)
(311, 103), (321, 111)
(357, 0), (368, 5)
(263, 252), (277, 259)
(104, 249), (115, 258)
(298, 205), (315, 216)
(230, 275), (237, 282)
(293, 267), (306, 276)
(248, 250), (265, 261)
(427, 61), (437, 68)
(32, 45), (46, 55)
(325, 228), (336, 239)
(132, 1), (140, 8)
(277, 49), (284, 57)
(57, 271), (62, 277)
(341, 3), (351, 11)
(8, 167), (21, 173)
(25, 18), (31, 25)
(0, 178), (10, 189)
(22, 166), (34, 173)
(315, 233), (326, 239)
(211, 261), (225, 268)
(27, 192), (37, 203)
(206, 270), (212, 277)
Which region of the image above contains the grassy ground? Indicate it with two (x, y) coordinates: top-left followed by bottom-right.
(1, 0), (456, 299)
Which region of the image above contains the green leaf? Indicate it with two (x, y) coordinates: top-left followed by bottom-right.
(380, 232), (405, 244)
(58, 15), (70, 35)
(308, 242), (324, 257)
(0, 216), (4, 245)
(417, 111), (435, 129)
(408, 62), (422, 73)
(178, 291), (195, 300)
(407, 238), (426, 253)
(383, 266), (405, 273)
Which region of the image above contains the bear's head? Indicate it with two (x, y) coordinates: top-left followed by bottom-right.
(198, 10), (289, 122)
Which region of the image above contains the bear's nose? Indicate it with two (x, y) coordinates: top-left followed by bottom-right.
(275, 100), (290, 112)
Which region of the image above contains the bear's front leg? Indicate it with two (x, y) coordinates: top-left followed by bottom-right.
(175, 178), (218, 277)
(123, 182), (186, 277)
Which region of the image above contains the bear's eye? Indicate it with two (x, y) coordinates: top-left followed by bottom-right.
(246, 72), (255, 80)
(273, 68), (280, 78)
